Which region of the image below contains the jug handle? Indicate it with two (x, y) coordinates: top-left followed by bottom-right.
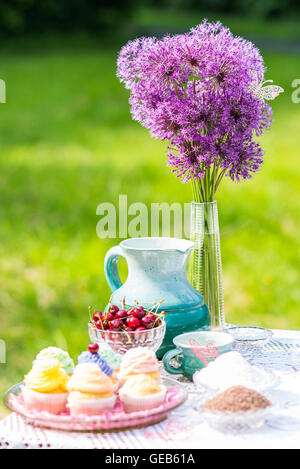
(104, 245), (125, 292)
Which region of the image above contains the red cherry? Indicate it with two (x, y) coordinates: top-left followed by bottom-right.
(110, 319), (124, 330)
(126, 316), (141, 329)
(154, 318), (162, 328)
(105, 312), (114, 322)
(109, 305), (119, 314)
(88, 343), (99, 354)
(125, 327), (134, 332)
(132, 308), (146, 319)
(141, 314), (155, 329)
(95, 320), (103, 330)
(115, 309), (128, 320)
(148, 312), (157, 320)
(93, 312), (101, 322)
(102, 320), (110, 330)
(135, 326), (146, 331)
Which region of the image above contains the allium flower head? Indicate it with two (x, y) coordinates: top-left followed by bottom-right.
(117, 20), (280, 191)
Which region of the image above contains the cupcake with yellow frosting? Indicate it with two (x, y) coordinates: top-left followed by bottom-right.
(119, 347), (160, 383)
(67, 363), (116, 416)
(119, 374), (166, 413)
(23, 358), (69, 414)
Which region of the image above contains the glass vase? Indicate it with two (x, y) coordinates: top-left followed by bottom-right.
(190, 201), (225, 329)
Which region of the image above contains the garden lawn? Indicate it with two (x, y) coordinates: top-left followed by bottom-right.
(0, 27), (299, 417)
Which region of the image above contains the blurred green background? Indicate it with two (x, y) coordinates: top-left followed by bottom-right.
(0, 0), (299, 417)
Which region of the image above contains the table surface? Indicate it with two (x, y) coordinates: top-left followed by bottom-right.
(2, 329), (300, 449)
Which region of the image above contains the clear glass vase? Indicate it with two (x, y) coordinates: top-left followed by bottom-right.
(190, 201), (225, 329)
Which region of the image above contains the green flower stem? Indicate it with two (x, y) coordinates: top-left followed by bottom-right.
(191, 164), (227, 203)
(190, 164), (226, 328)
(190, 201), (225, 329)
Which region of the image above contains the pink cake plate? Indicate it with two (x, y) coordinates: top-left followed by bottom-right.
(4, 377), (187, 432)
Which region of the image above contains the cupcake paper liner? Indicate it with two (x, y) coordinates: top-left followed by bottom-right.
(119, 387), (166, 413)
(22, 388), (68, 414)
(68, 394), (117, 417)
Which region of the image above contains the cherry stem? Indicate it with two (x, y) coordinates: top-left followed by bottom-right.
(154, 299), (164, 315)
(122, 329), (133, 343)
(88, 305), (93, 322)
(99, 316), (104, 329)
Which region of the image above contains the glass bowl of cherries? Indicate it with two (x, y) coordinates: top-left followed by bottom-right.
(88, 300), (166, 354)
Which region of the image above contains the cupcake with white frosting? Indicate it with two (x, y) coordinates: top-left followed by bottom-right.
(119, 347), (160, 383)
(67, 363), (116, 416)
(119, 374), (166, 413)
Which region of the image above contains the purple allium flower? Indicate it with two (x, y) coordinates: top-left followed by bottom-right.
(117, 20), (280, 200)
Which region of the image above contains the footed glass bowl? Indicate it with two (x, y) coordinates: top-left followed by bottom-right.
(88, 322), (166, 354)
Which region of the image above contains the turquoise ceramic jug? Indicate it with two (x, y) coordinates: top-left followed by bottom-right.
(104, 237), (210, 358)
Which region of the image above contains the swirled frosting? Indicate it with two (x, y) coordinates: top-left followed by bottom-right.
(35, 347), (74, 375)
(67, 363), (113, 395)
(120, 374), (162, 396)
(77, 351), (113, 377)
(24, 358), (68, 393)
(119, 347), (160, 379)
(98, 343), (122, 371)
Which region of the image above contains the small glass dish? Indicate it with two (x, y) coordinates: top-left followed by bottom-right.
(192, 391), (275, 433)
(225, 326), (273, 346)
(88, 321), (166, 354)
(225, 326), (273, 357)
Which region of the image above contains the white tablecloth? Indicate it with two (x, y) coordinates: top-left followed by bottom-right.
(2, 329), (300, 449)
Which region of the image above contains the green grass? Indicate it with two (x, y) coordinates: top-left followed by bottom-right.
(0, 20), (299, 417)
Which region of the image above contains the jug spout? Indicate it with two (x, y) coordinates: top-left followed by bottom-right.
(174, 239), (194, 253)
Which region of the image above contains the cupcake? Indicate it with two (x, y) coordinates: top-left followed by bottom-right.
(35, 347), (74, 375)
(78, 344), (119, 390)
(67, 363), (116, 416)
(119, 374), (166, 413)
(119, 347), (160, 382)
(97, 343), (122, 372)
(23, 358), (69, 414)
